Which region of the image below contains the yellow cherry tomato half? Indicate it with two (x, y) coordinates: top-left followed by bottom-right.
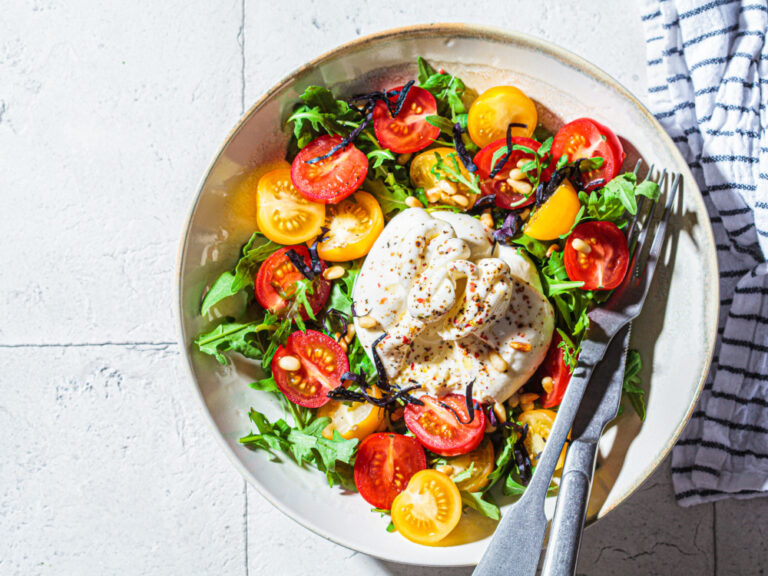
(256, 168), (325, 245)
(317, 386), (386, 441)
(445, 437), (495, 493)
(467, 86), (537, 148)
(410, 147), (476, 209)
(517, 409), (567, 471)
(391, 469), (462, 545)
(315, 191), (384, 262)
(523, 179), (582, 241)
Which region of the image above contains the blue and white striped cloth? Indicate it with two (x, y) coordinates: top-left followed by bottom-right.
(641, 0), (768, 506)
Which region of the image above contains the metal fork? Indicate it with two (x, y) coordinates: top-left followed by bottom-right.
(473, 164), (681, 576)
(539, 161), (664, 576)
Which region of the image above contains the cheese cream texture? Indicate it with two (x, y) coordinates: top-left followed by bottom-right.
(353, 209), (554, 404)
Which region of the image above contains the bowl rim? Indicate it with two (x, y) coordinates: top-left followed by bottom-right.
(174, 22), (719, 565)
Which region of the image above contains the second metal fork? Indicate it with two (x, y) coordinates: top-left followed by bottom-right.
(473, 163), (681, 576)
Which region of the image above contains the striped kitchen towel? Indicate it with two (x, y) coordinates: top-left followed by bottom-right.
(641, 0), (768, 505)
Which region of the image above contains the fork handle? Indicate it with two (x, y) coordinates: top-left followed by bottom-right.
(539, 439), (598, 576)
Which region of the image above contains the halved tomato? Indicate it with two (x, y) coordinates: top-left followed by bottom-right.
(372, 85), (440, 154)
(404, 394), (485, 457)
(467, 86), (537, 148)
(564, 221), (629, 290)
(317, 385), (386, 440)
(291, 135), (368, 204)
(254, 246), (330, 318)
(550, 118), (622, 191)
(474, 136), (552, 209)
(272, 330), (349, 408)
(444, 437), (495, 492)
(256, 168), (325, 245)
(538, 333), (576, 409)
(315, 191), (384, 262)
(518, 409), (566, 470)
(354, 433), (427, 509)
(523, 179), (582, 241)
(391, 469), (462, 544)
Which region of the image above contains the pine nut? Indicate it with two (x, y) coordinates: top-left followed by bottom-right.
(546, 244), (559, 258)
(425, 188), (442, 203)
(346, 324), (356, 340)
(481, 210), (494, 229)
(452, 194), (470, 208)
(489, 351), (509, 372)
(509, 168), (524, 180)
(520, 208), (531, 221)
(493, 401), (507, 424)
(437, 179), (458, 195)
(507, 394), (520, 408)
(333, 331), (342, 342)
(322, 265), (345, 281)
(542, 376), (554, 394)
(520, 392), (540, 404)
(405, 196), (423, 209)
(397, 153), (412, 165)
(516, 159), (527, 168)
(510, 341), (532, 352)
(572, 238), (592, 254)
(277, 355), (300, 371)
(358, 315), (378, 329)
(436, 465), (454, 476)
(520, 402), (535, 413)
(338, 339), (348, 352)
(508, 178), (533, 195)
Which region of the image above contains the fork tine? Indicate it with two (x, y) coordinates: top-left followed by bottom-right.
(632, 169), (668, 276)
(644, 172), (681, 269)
(626, 162), (653, 252)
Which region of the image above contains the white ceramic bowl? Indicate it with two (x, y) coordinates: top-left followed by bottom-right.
(176, 24), (719, 567)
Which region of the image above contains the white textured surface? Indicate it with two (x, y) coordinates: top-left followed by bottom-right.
(0, 0), (759, 574)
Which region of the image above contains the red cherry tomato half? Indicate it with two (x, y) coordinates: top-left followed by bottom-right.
(539, 333), (576, 409)
(474, 136), (553, 209)
(404, 394), (485, 457)
(354, 433), (427, 509)
(372, 85), (440, 154)
(272, 330), (349, 408)
(254, 246), (330, 319)
(591, 119), (626, 169)
(564, 221), (629, 290)
(291, 135), (368, 204)
(550, 118), (621, 191)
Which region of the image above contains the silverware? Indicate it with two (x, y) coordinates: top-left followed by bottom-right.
(473, 164), (680, 576)
(539, 322), (631, 576)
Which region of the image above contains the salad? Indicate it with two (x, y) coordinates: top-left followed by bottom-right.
(195, 58), (658, 546)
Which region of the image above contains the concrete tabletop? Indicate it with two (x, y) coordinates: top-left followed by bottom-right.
(1, 1), (764, 574)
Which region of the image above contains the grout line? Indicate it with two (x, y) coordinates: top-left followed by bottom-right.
(712, 502), (718, 576)
(244, 480), (249, 576)
(0, 341), (176, 349)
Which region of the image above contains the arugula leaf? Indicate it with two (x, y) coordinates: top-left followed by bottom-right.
(484, 432), (517, 492)
(576, 172), (661, 227)
(365, 176), (411, 217)
(286, 86), (361, 150)
(195, 317), (277, 364)
(200, 232), (281, 315)
(461, 491), (500, 521)
(622, 349), (646, 420)
(431, 151), (481, 195)
(417, 57), (469, 121)
(504, 474), (559, 497)
(241, 410), (359, 488)
(556, 329), (579, 372)
(451, 462), (476, 484)
(511, 234), (549, 260)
